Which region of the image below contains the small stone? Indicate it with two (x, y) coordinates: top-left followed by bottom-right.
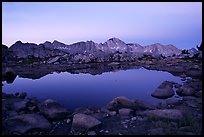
(108, 111), (116, 116)
(66, 119), (71, 123)
(194, 90), (202, 98)
(181, 78), (186, 81)
(137, 116), (144, 121)
(14, 92), (19, 96)
(123, 124), (128, 128)
(99, 130), (104, 133)
(28, 106), (38, 112)
(87, 131), (96, 135)
(174, 84), (182, 88)
(180, 74), (186, 78)
(131, 117), (137, 121)
(19, 92), (27, 99)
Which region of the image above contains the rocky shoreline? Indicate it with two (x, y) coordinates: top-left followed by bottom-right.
(2, 51), (202, 135)
(2, 57), (202, 81)
(2, 73), (202, 135)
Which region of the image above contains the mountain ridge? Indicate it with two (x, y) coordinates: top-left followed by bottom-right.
(2, 37), (200, 64)
(8, 37), (183, 56)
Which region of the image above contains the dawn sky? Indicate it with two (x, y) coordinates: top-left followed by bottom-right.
(2, 2), (202, 49)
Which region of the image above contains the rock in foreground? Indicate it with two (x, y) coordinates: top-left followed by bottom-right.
(151, 81), (174, 99)
(39, 99), (70, 120)
(107, 96), (137, 111)
(3, 114), (51, 134)
(72, 113), (101, 132)
(139, 109), (183, 120)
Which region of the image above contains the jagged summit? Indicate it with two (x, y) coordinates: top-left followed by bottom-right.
(8, 38), (193, 58)
(106, 37), (126, 45)
(14, 41), (23, 44)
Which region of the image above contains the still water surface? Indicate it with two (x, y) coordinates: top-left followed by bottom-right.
(2, 68), (182, 110)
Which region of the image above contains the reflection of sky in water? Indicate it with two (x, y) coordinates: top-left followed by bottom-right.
(2, 68), (182, 110)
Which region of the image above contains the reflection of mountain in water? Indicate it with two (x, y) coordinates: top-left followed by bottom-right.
(2, 62), (142, 83)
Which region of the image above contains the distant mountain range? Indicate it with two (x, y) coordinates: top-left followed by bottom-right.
(3, 38), (200, 64)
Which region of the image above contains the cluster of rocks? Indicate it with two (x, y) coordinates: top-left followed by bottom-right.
(2, 76), (202, 135)
(2, 56), (202, 83)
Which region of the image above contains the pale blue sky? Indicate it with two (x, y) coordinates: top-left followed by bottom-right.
(2, 2), (202, 49)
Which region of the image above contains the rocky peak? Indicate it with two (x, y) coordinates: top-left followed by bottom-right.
(15, 41), (23, 45)
(2, 44), (8, 50)
(143, 43), (181, 57)
(106, 37), (126, 45)
(44, 41), (52, 45)
(188, 48), (197, 54)
(52, 40), (67, 46)
(102, 38), (128, 53)
(127, 43), (144, 53)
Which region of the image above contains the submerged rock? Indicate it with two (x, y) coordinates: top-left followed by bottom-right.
(3, 114), (51, 134)
(151, 81), (174, 99)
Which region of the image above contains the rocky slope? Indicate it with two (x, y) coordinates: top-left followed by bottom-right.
(2, 38), (201, 65)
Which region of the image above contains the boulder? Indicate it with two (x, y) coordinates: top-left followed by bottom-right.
(72, 113), (101, 132)
(38, 99), (70, 120)
(47, 56), (60, 64)
(19, 92), (27, 99)
(74, 107), (94, 115)
(118, 108), (133, 117)
(5, 68), (17, 83)
(3, 114), (51, 134)
(12, 101), (27, 112)
(107, 96), (137, 111)
(187, 70), (202, 79)
(176, 86), (195, 96)
(134, 99), (156, 110)
(174, 83), (182, 88)
(140, 109), (183, 120)
(87, 131), (96, 135)
(151, 81), (174, 99)
(194, 90), (202, 98)
(166, 98), (182, 106)
(2, 97), (24, 110)
(14, 92), (19, 96)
